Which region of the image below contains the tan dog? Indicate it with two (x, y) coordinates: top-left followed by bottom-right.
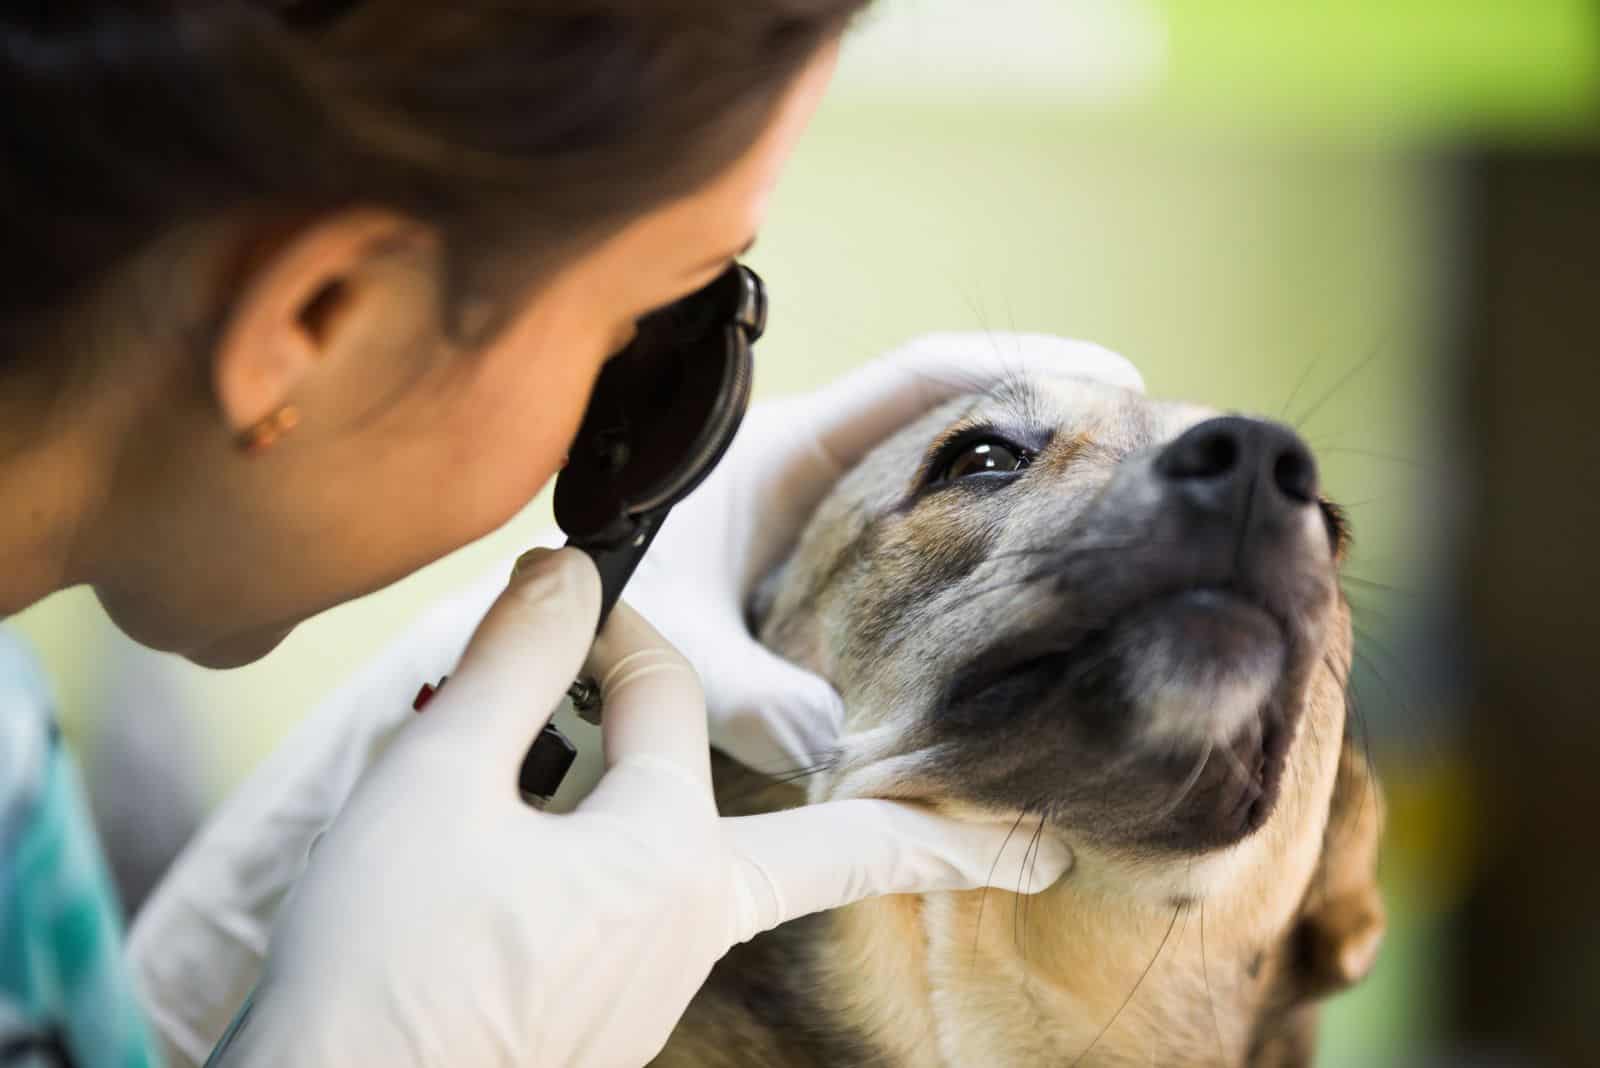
(655, 373), (1384, 1067)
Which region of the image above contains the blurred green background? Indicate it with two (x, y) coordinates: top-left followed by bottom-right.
(11, 1), (1598, 1063)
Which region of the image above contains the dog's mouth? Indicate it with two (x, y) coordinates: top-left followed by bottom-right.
(947, 585), (1287, 708)
(1208, 684), (1290, 837)
(938, 583), (1300, 850)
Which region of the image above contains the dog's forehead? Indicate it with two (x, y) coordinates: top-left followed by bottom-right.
(978, 374), (1216, 449)
(819, 375), (1221, 522)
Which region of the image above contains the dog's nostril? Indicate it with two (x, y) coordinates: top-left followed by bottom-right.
(1158, 417), (1320, 516)
(1272, 445), (1317, 504)
(1159, 424), (1239, 482)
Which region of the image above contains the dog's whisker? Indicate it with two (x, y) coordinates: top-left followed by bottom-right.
(1324, 652), (1385, 861)
(1291, 698), (1320, 840)
(1278, 346), (1328, 426)
(1320, 649), (1353, 694)
(950, 535), (1198, 607)
(1349, 625), (1443, 766)
(1200, 902), (1229, 1064)
(716, 756), (840, 806)
(1329, 651), (1383, 846)
(1013, 816), (1047, 962)
(1342, 570), (1401, 591)
(1150, 735), (1216, 823)
(1214, 735), (1254, 785)
(1305, 444), (1438, 474)
(973, 810), (1029, 970)
(1067, 904), (1183, 1068)
(1021, 814), (1048, 963)
(977, 535), (1177, 565)
(1342, 589), (1417, 635)
(1350, 621), (1418, 691)
(1289, 331), (1391, 433)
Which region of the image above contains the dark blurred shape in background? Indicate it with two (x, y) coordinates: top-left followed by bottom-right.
(1456, 148), (1600, 1068)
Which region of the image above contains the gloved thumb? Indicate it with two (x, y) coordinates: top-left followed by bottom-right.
(722, 798), (1072, 943)
(416, 547), (601, 765)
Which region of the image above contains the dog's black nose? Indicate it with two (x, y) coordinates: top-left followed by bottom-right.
(1156, 416), (1318, 518)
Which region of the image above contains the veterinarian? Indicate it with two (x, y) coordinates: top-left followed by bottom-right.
(1, 4), (1141, 1066)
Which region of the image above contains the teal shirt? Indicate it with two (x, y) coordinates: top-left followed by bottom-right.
(1, 630), (162, 1067)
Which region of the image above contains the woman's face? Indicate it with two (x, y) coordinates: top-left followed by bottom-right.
(92, 44), (839, 667)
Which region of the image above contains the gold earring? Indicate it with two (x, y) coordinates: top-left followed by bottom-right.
(237, 405), (300, 455)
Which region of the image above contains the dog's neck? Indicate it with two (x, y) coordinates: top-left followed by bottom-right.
(810, 739), (1340, 1068)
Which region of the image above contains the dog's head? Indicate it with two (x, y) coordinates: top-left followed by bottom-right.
(753, 373), (1383, 1063)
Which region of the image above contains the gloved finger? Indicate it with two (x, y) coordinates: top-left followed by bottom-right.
(641, 586), (845, 774)
(129, 559), (513, 1066)
(698, 644), (845, 776)
(422, 547), (601, 766)
(584, 598), (713, 791)
(808, 333), (1144, 473)
(723, 799), (1072, 940)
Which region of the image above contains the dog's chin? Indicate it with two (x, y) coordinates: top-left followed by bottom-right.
(1107, 589), (1286, 746)
(930, 587), (1311, 851)
(1080, 589), (1296, 850)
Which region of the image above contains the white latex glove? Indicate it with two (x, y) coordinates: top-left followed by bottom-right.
(626, 332), (1143, 773)
(127, 564), (510, 1067)
(200, 548), (1067, 1067)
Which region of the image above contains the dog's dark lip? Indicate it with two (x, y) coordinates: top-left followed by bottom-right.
(1131, 583), (1291, 641)
(1149, 588), (1292, 836)
(943, 627), (1097, 709)
(1226, 705), (1291, 836)
(944, 584), (1288, 709)
(1166, 586), (1280, 624)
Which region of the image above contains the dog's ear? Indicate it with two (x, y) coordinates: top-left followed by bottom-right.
(1249, 739), (1384, 1066)
(1287, 736), (1386, 999)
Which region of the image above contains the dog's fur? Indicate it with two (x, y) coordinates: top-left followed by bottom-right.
(656, 373), (1384, 1067)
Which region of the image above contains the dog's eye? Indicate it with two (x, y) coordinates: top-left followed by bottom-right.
(938, 439), (1030, 482)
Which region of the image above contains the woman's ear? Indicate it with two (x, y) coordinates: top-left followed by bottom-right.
(211, 210), (428, 438)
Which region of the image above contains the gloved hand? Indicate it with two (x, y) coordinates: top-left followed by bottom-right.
(128, 564), (510, 1067)
(625, 332), (1143, 773)
(127, 334), (1141, 1065)
(200, 549), (1067, 1067)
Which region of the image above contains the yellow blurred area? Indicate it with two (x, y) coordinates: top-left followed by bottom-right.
(1382, 750), (1479, 910)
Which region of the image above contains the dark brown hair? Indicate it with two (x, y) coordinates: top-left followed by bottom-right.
(0, 0), (869, 360)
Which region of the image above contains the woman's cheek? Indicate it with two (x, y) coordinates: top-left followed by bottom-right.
(465, 360), (593, 531)
(433, 297), (617, 541)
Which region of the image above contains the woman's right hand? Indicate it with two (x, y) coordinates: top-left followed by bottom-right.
(198, 548), (1069, 1067)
